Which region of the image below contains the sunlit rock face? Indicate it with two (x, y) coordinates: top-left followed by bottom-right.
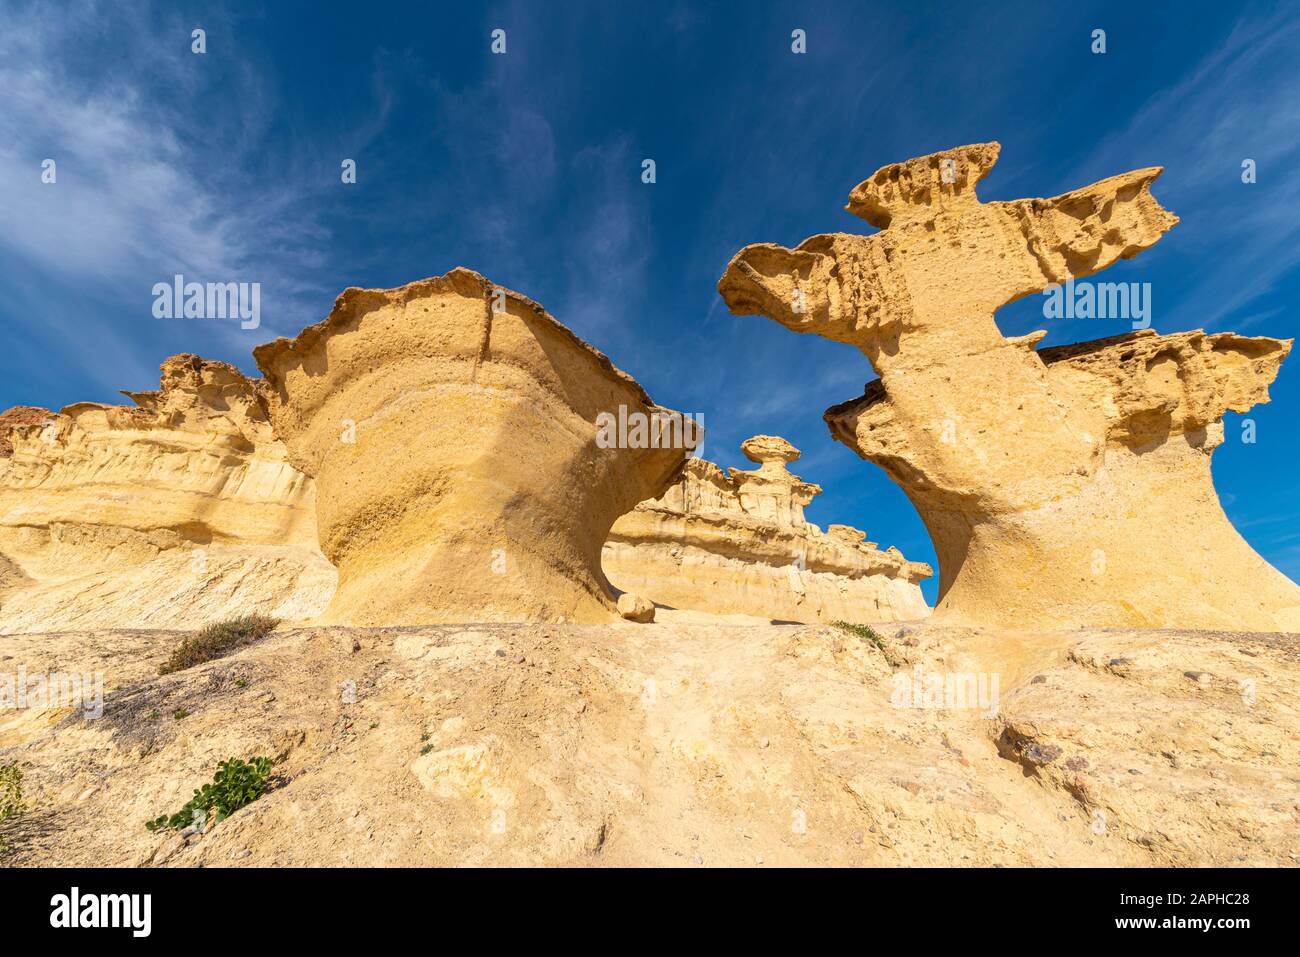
(719, 142), (1300, 631)
(0, 355), (334, 632)
(254, 268), (696, 626)
(604, 434), (931, 622)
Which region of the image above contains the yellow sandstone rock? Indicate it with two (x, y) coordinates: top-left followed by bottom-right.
(603, 434), (931, 622)
(253, 268), (696, 626)
(718, 142), (1300, 631)
(0, 355), (334, 632)
(615, 592), (655, 623)
(15, 617), (1298, 866)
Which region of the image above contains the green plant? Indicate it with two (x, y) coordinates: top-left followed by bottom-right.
(146, 709), (159, 719)
(173, 707), (190, 720)
(831, 620), (886, 652)
(0, 762), (24, 817)
(158, 614), (279, 675)
(145, 756), (273, 833)
(0, 761), (25, 854)
(235, 678), (248, 689)
(419, 744), (434, 755)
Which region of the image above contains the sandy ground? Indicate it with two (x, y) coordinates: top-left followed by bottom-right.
(1, 616), (1296, 867)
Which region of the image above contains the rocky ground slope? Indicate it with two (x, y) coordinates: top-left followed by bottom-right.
(2, 617), (1295, 866)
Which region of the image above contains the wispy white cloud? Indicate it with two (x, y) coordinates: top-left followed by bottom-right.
(1076, 9), (1300, 332)
(557, 138), (653, 350)
(0, 0), (335, 396)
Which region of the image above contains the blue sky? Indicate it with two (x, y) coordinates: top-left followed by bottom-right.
(2, 0), (1298, 602)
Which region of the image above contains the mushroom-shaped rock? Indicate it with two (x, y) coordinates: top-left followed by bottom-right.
(603, 435), (930, 622)
(719, 143), (1300, 632)
(253, 268), (698, 626)
(0, 355), (332, 631)
(741, 434), (801, 467)
(729, 435), (820, 528)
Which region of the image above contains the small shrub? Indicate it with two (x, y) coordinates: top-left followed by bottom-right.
(0, 762), (23, 817)
(831, 620), (886, 652)
(172, 708), (190, 720)
(0, 761), (25, 854)
(145, 756), (273, 833)
(235, 678), (247, 689)
(159, 614), (279, 675)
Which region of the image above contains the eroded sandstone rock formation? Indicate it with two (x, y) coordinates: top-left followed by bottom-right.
(718, 142), (1300, 631)
(603, 434), (931, 621)
(253, 268), (696, 626)
(0, 356), (334, 632)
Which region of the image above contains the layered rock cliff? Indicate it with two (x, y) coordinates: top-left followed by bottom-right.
(0, 355), (334, 632)
(603, 435), (931, 622)
(719, 142), (1300, 631)
(253, 268), (697, 626)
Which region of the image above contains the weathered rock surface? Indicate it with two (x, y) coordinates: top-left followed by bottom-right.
(615, 592), (655, 623)
(719, 142), (1300, 631)
(253, 268), (696, 626)
(0, 407), (54, 459)
(0, 356), (334, 632)
(992, 626), (1300, 864)
(3, 619), (1295, 866)
(604, 435), (930, 622)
